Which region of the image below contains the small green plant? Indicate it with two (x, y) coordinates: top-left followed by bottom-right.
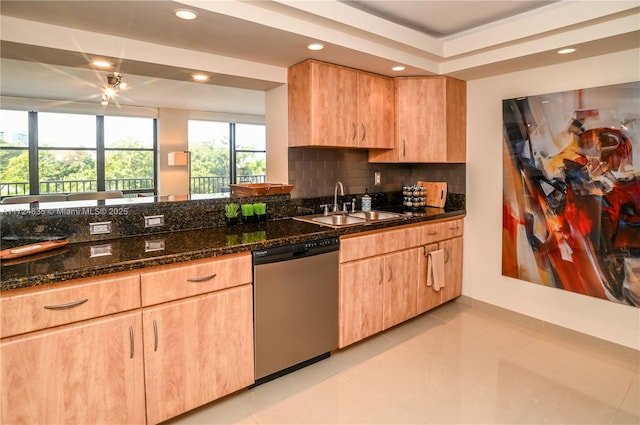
(224, 203), (239, 218)
(241, 203), (254, 217)
(253, 202), (266, 215)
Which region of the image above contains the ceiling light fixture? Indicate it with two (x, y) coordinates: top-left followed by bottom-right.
(100, 72), (126, 106)
(307, 43), (324, 51)
(92, 60), (112, 68)
(192, 74), (209, 82)
(558, 48), (576, 54)
(174, 8), (198, 20)
(392, 65), (406, 72)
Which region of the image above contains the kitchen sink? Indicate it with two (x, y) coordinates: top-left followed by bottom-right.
(294, 210), (407, 228)
(310, 215), (367, 226)
(349, 210), (404, 221)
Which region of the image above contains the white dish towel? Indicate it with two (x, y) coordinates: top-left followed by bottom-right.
(427, 249), (445, 291)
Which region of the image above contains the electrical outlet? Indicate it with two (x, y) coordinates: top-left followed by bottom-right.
(145, 239), (165, 252)
(374, 172), (381, 186)
(90, 243), (113, 258)
(89, 221), (112, 235)
(144, 215), (165, 228)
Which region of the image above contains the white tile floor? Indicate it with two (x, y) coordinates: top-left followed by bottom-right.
(165, 299), (640, 425)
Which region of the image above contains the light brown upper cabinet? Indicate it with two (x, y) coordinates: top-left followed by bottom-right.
(288, 60), (394, 149)
(369, 76), (466, 163)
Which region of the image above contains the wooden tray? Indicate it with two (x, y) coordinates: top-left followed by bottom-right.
(230, 183), (294, 197)
(0, 240), (70, 261)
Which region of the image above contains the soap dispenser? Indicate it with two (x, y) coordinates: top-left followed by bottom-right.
(362, 188), (372, 211)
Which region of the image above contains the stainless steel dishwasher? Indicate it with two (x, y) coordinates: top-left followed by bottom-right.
(252, 237), (339, 386)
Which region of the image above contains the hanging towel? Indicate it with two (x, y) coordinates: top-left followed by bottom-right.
(427, 249), (445, 291)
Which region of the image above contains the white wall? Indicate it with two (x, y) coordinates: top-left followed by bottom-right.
(464, 49), (640, 349)
(158, 108), (189, 196)
(265, 84), (289, 184)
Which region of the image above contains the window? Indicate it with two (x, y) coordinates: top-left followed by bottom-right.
(188, 121), (266, 194)
(0, 110), (29, 195)
(0, 110), (156, 197)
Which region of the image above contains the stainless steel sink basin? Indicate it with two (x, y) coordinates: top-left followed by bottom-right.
(310, 214), (366, 226)
(349, 210), (405, 221)
(294, 210), (407, 228)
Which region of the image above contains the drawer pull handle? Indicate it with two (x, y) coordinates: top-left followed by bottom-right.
(186, 273), (217, 282)
(153, 319), (158, 352)
(129, 325), (134, 359)
(43, 299), (88, 310)
(427, 231), (438, 236)
(449, 226), (460, 230)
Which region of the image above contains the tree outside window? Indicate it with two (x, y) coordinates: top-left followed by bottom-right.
(188, 121), (266, 194)
(0, 110), (156, 197)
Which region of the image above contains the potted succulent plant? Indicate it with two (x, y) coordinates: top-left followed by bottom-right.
(224, 203), (239, 226)
(253, 202), (267, 222)
(241, 203), (255, 223)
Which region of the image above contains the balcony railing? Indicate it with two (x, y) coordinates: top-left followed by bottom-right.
(0, 175), (266, 197)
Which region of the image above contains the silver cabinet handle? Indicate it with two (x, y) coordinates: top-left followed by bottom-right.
(387, 263), (393, 283)
(44, 298), (88, 310)
(378, 263), (383, 285)
(186, 273), (216, 282)
(129, 325), (134, 359)
(153, 319), (158, 352)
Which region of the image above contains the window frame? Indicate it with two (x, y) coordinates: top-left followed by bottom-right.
(0, 110), (158, 197)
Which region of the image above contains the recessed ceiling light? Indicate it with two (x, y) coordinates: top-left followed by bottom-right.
(92, 60), (112, 68)
(307, 43), (324, 51)
(392, 65), (406, 72)
(192, 74), (209, 82)
(558, 48), (576, 54)
(174, 8), (198, 20)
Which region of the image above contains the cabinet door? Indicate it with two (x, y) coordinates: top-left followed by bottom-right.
(289, 60), (358, 147)
(339, 257), (384, 348)
(369, 77), (466, 163)
(417, 243), (443, 314)
(382, 248), (420, 329)
(358, 72), (394, 148)
(440, 237), (463, 303)
(1, 312), (145, 425)
(143, 285), (254, 424)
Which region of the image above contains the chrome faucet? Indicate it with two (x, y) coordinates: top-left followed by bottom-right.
(333, 181), (344, 212)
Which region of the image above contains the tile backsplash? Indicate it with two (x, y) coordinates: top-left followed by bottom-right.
(288, 147), (466, 198)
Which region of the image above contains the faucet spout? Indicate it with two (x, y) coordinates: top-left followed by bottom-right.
(333, 181), (344, 212)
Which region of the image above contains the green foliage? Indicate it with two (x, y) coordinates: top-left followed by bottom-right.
(224, 203), (239, 218)
(253, 202), (266, 215)
(241, 203), (254, 216)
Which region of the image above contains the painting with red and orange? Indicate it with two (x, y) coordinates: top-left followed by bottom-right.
(502, 82), (639, 307)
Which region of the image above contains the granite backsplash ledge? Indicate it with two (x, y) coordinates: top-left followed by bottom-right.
(0, 192), (464, 246)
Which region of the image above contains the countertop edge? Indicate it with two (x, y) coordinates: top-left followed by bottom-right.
(1, 210), (465, 292)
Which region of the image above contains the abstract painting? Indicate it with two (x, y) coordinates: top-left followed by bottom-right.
(502, 82), (639, 307)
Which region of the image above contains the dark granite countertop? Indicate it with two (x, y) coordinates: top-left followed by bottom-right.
(1, 208), (465, 292)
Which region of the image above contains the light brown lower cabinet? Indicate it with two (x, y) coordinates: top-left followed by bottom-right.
(143, 285), (254, 425)
(1, 312), (146, 425)
(417, 237), (463, 314)
(339, 248), (421, 348)
(0, 253), (254, 425)
(339, 218), (464, 348)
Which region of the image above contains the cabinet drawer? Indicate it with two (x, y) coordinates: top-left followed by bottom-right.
(140, 252), (252, 306)
(0, 274), (141, 338)
(420, 218), (464, 245)
(340, 226), (420, 263)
